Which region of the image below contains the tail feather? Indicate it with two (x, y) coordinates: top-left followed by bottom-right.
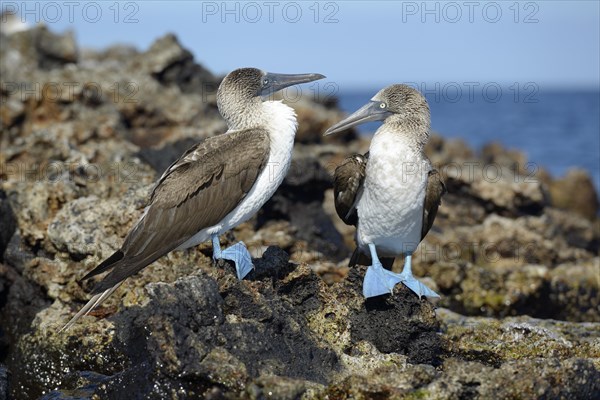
(59, 282), (123, 332)
(349, 247), (395, 269)
(349, 247), (366, 268)
(80, 250), (124, 281)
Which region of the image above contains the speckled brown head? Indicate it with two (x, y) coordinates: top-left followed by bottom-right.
(217, 67), (264, 102)
(372, 84), (430, 123)
(324, 84), (430, 146)
(217, 68), (325, 128)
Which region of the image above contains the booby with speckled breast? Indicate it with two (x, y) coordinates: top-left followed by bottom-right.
(61, 68), (325, 331)
(324, 84), (446, 299)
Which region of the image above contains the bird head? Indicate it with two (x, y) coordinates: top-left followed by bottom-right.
(324, 84), (430, 136)
(217, 67), (325, 128)
(218, 68), (325, 102)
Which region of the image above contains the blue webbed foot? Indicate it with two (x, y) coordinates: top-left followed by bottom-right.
(363, 261), (403, 298)
(399, 254), (440, 299)
(398, 273), (439, 298)
(363, 243), (403, 298)
(212, 235), (254, 280)
(362, 245), (439, 299)
(221, 242), (254, 280)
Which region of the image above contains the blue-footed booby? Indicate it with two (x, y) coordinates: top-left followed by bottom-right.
(61, 68), (325, 331)
(324, 84), (446, 299)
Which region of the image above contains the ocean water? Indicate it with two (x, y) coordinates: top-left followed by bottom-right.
(337, 89), (600, 193)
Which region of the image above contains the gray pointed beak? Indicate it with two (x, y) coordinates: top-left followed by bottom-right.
(261, 72), (326, 96)
(324, 101), (390, 136)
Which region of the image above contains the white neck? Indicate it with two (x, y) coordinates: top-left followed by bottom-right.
(222, 97), (297, 133)
(260, 100), (297, 176)
(372, 124), (420, 157)
(224, 99), (297, 181)
(368, 124), (430, 185)
(209, 100), (297, 234)
(261, 100), (297, 137)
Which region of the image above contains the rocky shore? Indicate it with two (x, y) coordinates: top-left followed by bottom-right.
(1, 26), (598, 399)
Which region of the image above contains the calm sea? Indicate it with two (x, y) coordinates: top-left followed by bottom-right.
(337, 90), (600, 193)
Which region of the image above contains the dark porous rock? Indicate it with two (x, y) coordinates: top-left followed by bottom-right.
(541, 208), (599, 252)
(47, 189), (151, 262)
(259, 156), (349, 261)
(0, 364), (7, 400)
(0, 190), (17, 261)
(0, 94), (24, 129)
(1, 25), (77, 75)
(443, 163), (549, 218)
(439, 308), (600, 362)
(0, 263), (10, 316)
(34, 26), (78, 69)
(481, 141), (528, 175)
(41, 371), (112, 400)
(438, 309), (600, 399)
(137, 137), (198, 174)
(291, 97), (356, 144)
(324, 309), (600, 399)
(88, 270), (339, 398)
(418, 209), (599, 321)
(244, 375), (324, 400)
(425, 134), (474, 166)
(426, 136), (550, 218)
(548, 260), (600, 322)
(132, 33), (218, 94)
(323, 365), (437, 399)
(81, 44), (139, 67)
(1, 278), (65, 399)
(346, 266), (441, 365)
(549, 168), (599, 219)
(249, 245), (294, 281)
(427, 357), (600, 399)
(10, 319), (128, 400)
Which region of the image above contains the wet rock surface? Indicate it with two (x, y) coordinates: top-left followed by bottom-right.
(0, 365), (7, 400)
(0, 190), (17, 261)
(1, 27), (599, 399)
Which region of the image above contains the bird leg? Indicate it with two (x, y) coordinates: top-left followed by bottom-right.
(211, 235), (254, 280)
(362, 243), (404, 297)
(398, 253), (440, 299)
(362, 244), (440, 299)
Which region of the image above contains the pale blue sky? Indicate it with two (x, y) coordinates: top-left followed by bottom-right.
(4, 1), (600, 89)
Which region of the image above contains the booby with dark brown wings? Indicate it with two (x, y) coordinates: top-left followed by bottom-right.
(61, 68), (325, 331)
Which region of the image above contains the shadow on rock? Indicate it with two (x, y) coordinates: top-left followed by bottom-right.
(346, 266), (441, 365)
(82, 249), (339, 398)
(0, 190), (17, 263)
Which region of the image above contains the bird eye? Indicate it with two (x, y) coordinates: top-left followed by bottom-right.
(263, 79), (270, 86)
(379, 102), (387, 109)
